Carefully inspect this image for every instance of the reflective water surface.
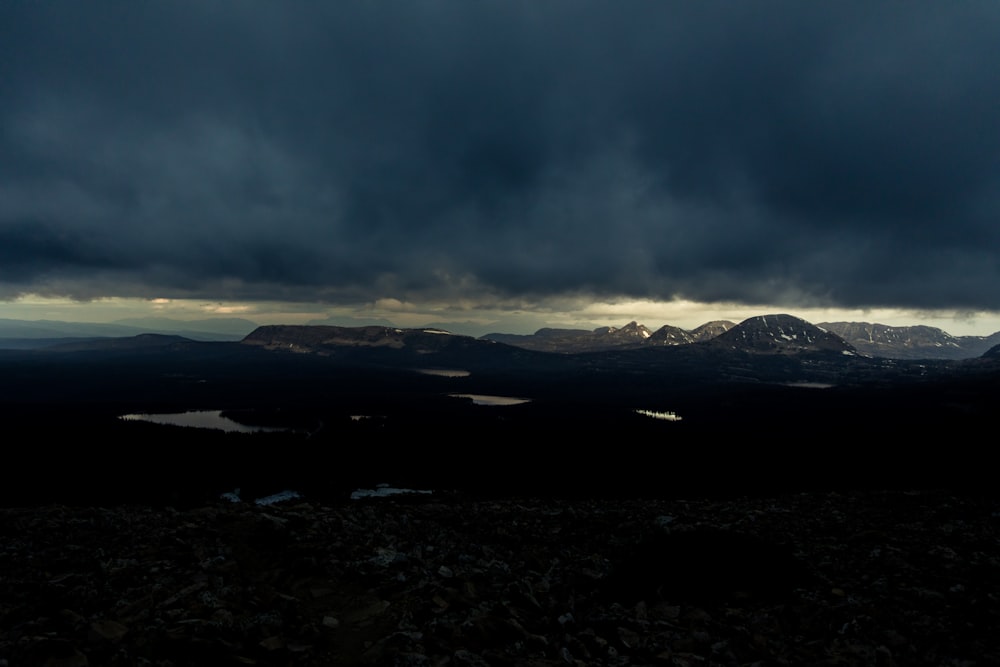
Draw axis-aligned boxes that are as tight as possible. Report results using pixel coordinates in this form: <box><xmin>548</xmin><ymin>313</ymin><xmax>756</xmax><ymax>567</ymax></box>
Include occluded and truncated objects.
<box><xmin>119</xmin><ymin>410</ymin><xmax>288</xmax><ymax>433</ymax></box>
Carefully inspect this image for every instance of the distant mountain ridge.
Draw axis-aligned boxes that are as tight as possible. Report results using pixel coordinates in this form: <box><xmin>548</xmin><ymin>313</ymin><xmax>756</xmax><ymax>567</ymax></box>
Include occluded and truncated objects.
<box><xmin>483</xmin><ymin>316</ymin><xmax>997</xmax><ymax>359</ymax></box>
<box><xmin>41</xmin><ymin>333</ymin><xmax>193</xmax><ymax>353</ymax></box>
<box><xmin>0</xmin><ymin>316</ymin><xmax>256</xmax><ymax>348</ymax></box>
<box><xmin>242</xmin><ymin>324</ymin><xmax>464</xmax><ymax>354</ymax></box>
<box><xmin>241</xmin><ymin>315</ymin><xmax>857</xmax><ymax>363</ymax></box>
<box><xmin>483</xmin><ymin>320</ymin><xmax>734</xmax><ymax>353</ymax></box>
<box><xmin>2</xmin><ymin>314</ymin><xmax>998</xmax><ymax>359</ymax></box>
<box><xmin>240</xmin><ymin>324</ymin><xmax>531</xmax><ymax>363</ymax></box>
<box><xmin>818</xmin><ymin>322</ymin><xmax>1000</xmax><ymax>360</ymax></box>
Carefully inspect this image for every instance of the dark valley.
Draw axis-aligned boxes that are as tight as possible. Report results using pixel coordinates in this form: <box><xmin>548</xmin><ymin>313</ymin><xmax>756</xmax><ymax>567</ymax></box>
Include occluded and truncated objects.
<box><xmin>3</xmin><ymin>314</ymin><xmax>997</xmax><ymax>508</ymax></box>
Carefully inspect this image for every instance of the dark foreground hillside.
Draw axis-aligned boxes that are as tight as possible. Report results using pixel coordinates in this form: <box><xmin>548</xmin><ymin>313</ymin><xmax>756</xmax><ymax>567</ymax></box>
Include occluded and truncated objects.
<box><xmin>3</xmin><ymin>342</ymin><xmax>999</xmax><ymax>665</ymax></box>
<box><xmin>2</xmin><ymin>331</ymin><xmax>997</xmax><ymax>505</ymax></box>
<box><xmin>3</xmin><ymin>381</ymin><xmax>996</xmax><ymax>510</ymax></box>
<box><xmin>2</xmin><ymin>489</ymin><xmax>998</xmax><ymax>666</ymax></box>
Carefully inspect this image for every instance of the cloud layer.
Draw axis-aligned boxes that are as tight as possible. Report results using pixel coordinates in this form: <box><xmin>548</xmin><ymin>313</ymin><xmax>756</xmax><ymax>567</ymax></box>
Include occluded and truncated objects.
<box><xmin>3</xmin><ymin>2</ymin><xmax>999</xmax><ymax>313</ymax></box>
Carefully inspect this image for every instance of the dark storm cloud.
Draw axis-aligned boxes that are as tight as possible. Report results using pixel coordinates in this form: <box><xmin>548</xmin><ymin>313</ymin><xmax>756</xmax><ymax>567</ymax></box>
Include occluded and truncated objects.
<box><xmin>2</xmin><ymin>1</ymin><xmax>999</xmax><ymax>310</ymax></box>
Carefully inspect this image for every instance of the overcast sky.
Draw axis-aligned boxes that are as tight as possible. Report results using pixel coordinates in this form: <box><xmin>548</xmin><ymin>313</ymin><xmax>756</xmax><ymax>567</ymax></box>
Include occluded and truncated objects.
<box><xmin>3</xmin><ymin>2</ymin><xmax>1000</xmax><ymax>335</ymax></box>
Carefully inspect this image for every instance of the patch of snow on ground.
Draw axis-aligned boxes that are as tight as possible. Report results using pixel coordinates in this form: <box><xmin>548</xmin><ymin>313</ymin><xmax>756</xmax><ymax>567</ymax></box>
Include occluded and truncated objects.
<box><xmin>219</xmin><ymin>488</ymin><xmax>302</xmax><ymax>505</ymax></box>
<box><xmin>351</xmin><ymin>484</ymin><xmax>434</xmax><ymax>500</ymax></box>
<box><xmin>220</xmin><ymin>490</ymin><xmax>241</xmax><ymax>503</ymax></box>
<box><xmin>255</xmin><ymin>490</ymin><xmax>302</xmax><ymax>506</ymax></box>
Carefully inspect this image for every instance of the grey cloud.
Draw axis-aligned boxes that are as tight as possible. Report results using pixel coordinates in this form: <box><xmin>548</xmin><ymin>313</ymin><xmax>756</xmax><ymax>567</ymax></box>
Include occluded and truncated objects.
<box><xmin>2</xmin><ymin>1</ymin><xmax>999</xmax><ymax>311</ymax></box>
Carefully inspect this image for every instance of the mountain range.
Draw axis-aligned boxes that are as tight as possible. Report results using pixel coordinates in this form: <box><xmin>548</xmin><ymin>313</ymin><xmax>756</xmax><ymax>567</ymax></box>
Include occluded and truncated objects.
<box><xmin>4</xmin><ymin>313</ymin><xmax>999</xmax><ymax>359</ymax></box>
<box><xmin>225</xmin><ymin>316</ymin><xmax>1000</xmax><ymax>394</ymax></box>
<box><xmin>484</xmin><ymin>316</ymin><xmax>1000</xmax><ymax>359</ymax></box>
<box><xmin>0</xmin><ymin>316</ymin><xmax>256</xmax><ymax>348</ymax></box>
<box><xmin>243</xmin><ymin>315</ymin><xmax>865</xmax><ymax>360</ymax></box>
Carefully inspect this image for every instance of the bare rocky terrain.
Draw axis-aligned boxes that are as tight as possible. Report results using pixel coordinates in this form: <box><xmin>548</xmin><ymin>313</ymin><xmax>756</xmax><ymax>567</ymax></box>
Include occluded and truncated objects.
<box><xmin>3</xmin><ymin>488</ymin><xmax>999</xmax><ymax>666</ymax></box>
<box><xmin>2</xmin><ymin>321</ymin><xmax>998</xmax><ymax>665</ymax></box>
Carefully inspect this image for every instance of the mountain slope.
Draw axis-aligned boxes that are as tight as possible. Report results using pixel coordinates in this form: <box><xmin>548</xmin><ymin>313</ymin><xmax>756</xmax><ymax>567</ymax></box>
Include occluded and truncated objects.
<box><xmin>242</xmin><ymin>324</ymin><xmax>474</xmax><ymax>353</ymax></box>
<box><xmin>482</xmin><ymin>320</ymin><xmax>736</xmax><ymax>353</ymax></box>
<box><xmin>819</xmin><ymin>322</ymin><xmax>1000</xmax><ymax>360</ymax></box>
<box><xmin>481</xmin><ymin>323</ymin><xmax>653</xmax><ymax>353</ymax></box>
<box><xmin>710</xmin><ymin>314</ymin><xmax>856</xmax><ymax>355</ymax></box>
<box><xmin>239</xmin><ymin>324</ymin><xmax>567</xmax><ymax>375</ymax></box>
<box><xmin>0</xmin><ymin>317</ymin><xmax>253</xmax><ymax>347</ymax></box>
<box><xmin>40</xmin><ymin>333</ymin><xmax>194</xmax><ymax>353</ymax></box>
<box><xmin>689</xmin><ymin>320</ymin><xmax>736</xmax><ymax>341</ymax></box>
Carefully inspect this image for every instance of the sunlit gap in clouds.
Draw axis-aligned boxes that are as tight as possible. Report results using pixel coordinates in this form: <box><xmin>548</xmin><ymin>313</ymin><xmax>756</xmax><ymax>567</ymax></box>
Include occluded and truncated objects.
<box><xmin>3</xmin><ymin>294</ymin><xmax>1000</xmax><ymax>337</ymax></box>
<box><xmin>0</xmin><ymin>294</ymin><xmax>325</xmax><ymax>325</ymax></box>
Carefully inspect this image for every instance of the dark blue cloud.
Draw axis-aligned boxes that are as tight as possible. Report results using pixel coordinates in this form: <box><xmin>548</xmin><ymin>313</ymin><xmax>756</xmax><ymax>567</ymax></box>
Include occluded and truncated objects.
<box><xmin>2</xmin><ymin>1</ymin><xmax>999</xmax><ymax>311</ymax></box>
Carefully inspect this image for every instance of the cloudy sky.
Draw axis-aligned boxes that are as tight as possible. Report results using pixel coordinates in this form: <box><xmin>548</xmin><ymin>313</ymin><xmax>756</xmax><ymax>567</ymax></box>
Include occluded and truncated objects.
<box><xmin>3</xmin><ymin>2</ymin><xmax>1000</xmax><ymax>335</ymax></box>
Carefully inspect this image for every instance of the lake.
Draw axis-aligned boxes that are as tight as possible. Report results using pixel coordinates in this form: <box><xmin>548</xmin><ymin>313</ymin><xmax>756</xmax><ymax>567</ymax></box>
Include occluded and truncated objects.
<box><xmin>448</xmin><ymin>394</ymin><xmax>531</xmax><ymax>406</ymax></box>
<box><xmin>119</xmin><ymin>410</ymin><xmax>289</xmax><ymax>433</ymax></box>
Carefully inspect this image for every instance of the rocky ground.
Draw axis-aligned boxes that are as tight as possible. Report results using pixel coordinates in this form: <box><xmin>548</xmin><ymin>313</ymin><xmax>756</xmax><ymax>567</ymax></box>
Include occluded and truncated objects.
<box><xmin>2</xmin><ymin>488</ymin><xmax>999</xmax><ymax>666</ymax></box>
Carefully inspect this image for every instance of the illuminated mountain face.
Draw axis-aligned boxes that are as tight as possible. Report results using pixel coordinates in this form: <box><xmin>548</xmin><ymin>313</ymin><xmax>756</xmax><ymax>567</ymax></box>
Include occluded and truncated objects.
<box><xmin>710</xmin><ymin>314</ymin><xmax>857</xmax><ymax>355</ymax></box>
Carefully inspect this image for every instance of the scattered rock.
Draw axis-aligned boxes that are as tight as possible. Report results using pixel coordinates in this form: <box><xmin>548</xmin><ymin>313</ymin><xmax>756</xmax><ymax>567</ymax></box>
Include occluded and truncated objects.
<box><xmin>1</xmin><ymin>489</ymin><xmax>998</xmax><ymax>665</ymax></box>
<box><xmin>88</xmin><ymin>619</ymin><xmax>128</xmax><ymax>642</ymax></box>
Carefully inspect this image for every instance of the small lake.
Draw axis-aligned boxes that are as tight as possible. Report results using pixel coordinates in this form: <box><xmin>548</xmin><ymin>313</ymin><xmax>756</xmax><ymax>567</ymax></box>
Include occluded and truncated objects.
<box><xmin>449</xmin><ymin>394</ymin><xmax>531</xmax><ymax>406</ymax></box>
<box><xmin>416</xmin><ymin>368</ymin><xmax>471</xmax><ymax>377</ymax></box>
<box><xmin>119</xmin><ymin>410</ymin><xmax>289</xmax><ymax>433</ymax></box>
<box><xmin>635</xmin><ymin>408</ymin><xmax>683</xmax><ymax>421</ymax></box>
